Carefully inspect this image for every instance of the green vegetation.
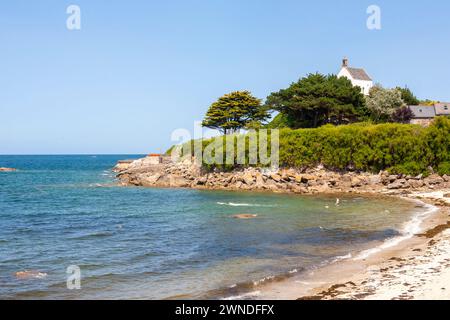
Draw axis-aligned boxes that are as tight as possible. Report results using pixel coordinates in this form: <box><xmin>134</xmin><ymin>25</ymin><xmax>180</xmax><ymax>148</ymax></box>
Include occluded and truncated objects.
<box><xmin>194</xmin><ymin>69</ymin><xmax>447</xmax><ymax>176</ymax></box>
<box><xmin>265</xmin><ymin>113</ymin><xmax>291</xmax><ymax>129</ymax></box>
<box><xmin>420</xmin><ymin>99</ymin><xmax>439</xmax><ymax>106</ymax></box>
<box><xmin>437</xmin><ymin>162</ymin><xmax>450</xmax><ymax>175</ymax></box>
<box><xmin>277</xmin><ymin>119</ymin><xmax>450</xmax><ymax>175</ymax></box>
<box><xmin>397</xmin><ymin>87</ymin><xmax>420</xmax><ymax>106</ymax></box>
<box><xmin>202</xmin><ymin>91</ymin><xmax>269</xmax><ymax>134</ymax></box>
<box><xmin>263</xmin><ymin>75</ymin><xmax>424</xmax><ymax>129</ymax></box>
<box><xmin>365</xmin><ymin>86</ymin><xmax>406</xmax><ymax>122</ymax></box>
<box><xmin>265</xmin><ymin>73</ymin><xmax>366</xmax><ymax>128</ymax></box>
<box><xmin>391</xmin><ymin>106</ymin><xmax>414</xmax><ymax>124</ymax></box>
<box><xmin>165</xmin><ymin>145</ymin><xmax>175</xmax><ymax>156</ymax></box>
<box><xmin>180</xmin><ymin>117</ymin><xmax>450</xmax><ymax>175</ymax></box>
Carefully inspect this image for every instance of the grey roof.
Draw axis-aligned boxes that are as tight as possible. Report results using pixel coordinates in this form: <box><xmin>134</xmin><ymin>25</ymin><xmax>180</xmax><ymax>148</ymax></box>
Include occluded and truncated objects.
<box><xmin>434</xmin><ymin>103</ymin><xmax>450</xmax><ymax>115</ymax></box>
<box><xmin>409</xmin><ymin>105</ymin><xmax>436</xmax><ymax>119</ymax></box>
<box><xmin>345</xmin><ymin>67</ymin><xmax>372</xmax><ymax>81</ymax></box>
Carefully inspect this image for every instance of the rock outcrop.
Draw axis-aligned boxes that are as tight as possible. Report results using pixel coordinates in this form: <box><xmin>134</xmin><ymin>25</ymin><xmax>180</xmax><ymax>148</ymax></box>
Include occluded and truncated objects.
<box><xmin>114</xmin><ymin>156</ymin><xmax>450</xmax><ymax>195</ymax></box>
<box><xmin>112</xmin><ymin>160</ymin><xmax>134</xmax><ymax>173</ymax></box>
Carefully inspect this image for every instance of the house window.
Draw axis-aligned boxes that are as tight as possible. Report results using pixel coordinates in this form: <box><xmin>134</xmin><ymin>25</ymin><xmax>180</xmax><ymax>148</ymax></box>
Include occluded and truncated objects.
<box><xmin>444</xmin><ymin>105</ymin><xmax>449</xmax><ymax>110</ymax></box>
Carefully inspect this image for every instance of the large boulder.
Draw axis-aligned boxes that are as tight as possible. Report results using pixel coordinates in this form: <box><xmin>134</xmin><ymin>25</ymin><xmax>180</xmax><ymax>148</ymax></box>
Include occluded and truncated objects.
<box><xmin>195</xmin><ymin>176</ymin><xmax>208</xmax><ymax>185</ymax></box>
<box><xmin>254</xmin><ymin>174</ymin><xmax>265</xmax><ymax>189</ymax></box>
<box><xmin>351</xmin><ymin>177</ymin><xmax>363</xmax><ymax>188</ymax></box>
<box><xmin>383</xmin><ymin>175</ymin><xmax>399</xmax><ymax>185</ymax></box>
<box><xmin>409</xmin><ymin>179</ymin><xmax>425</xmax><ymax>189</ymax></box>
<box><xmin>300</xmin><ymin>174</ymin><xmax>316</xmax><ymax>183</ymax></box>
<box><xmin>368</xmin><ymin>175</ymin><xmax>381</xmax><ymax>185</ymax></box>
<box><xmin>169</xmin><ymin>176</ymin><xmax>190</xmax><ymax>188</ymax></box>
<box><xmin>141</xmin><ymin>173</ymin><xmax>162</xmax><ymax>186</ymax></box>
<box><xmin>270</xmin><ymin>173</ymin><xmax>282</xmax><ymax>182</ymax></box>
<box><xmin>387</xmin><ymin>179</ymin><xmax>408</xmax><ymax>189</ymax></box>
<box><xmin>292</xmin><ymin>184</ymin><xmax>308</xmax><ymax>194</ymax></box>
<box><xmin>424</xmin><ymin>175</ymin><xmax>445</xmax><ymax>185</ymax></box>
<box><xmin>242</xmin><ymin>173</ymin><xmax>255</xmax><ymax>185</ymax></box>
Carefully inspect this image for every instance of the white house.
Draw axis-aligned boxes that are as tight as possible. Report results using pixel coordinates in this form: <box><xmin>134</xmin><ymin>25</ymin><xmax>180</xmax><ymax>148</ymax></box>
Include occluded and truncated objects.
<box><xmin>337</xmin><ymin>58</ymin><xmax>373</xmax><ymax>95</ymax></box>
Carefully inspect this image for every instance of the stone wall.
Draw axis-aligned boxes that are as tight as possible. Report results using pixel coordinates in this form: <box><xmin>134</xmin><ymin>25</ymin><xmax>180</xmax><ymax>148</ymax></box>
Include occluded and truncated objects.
<box><xmin>410</xmin><ymin>118</ymin><xmax>434</xmax><ymax>126</ymax></box>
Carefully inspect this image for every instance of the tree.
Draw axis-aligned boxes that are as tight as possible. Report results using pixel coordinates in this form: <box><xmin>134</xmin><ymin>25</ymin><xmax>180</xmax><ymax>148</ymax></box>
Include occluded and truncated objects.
<box><xmin>265</xmin><ymin>73</ymin><xmax>366</xmax><ymax>128</ymax></box>
<box><xmin>365</xmin><ymin>86</ymin><xmax>406</xmax><ymax>122</ymax></box>
<box><xmin>396</xmin><ymin>87</ymin><xmax>420</xmax><ymax>105</ymax></box>
<box><xmin>202</xmin><ymin>91</ymin><xmax>269</xmax><ymax>134</ymax></box>
<box><xmin>391</xmin><ymin>106</ymin><xmax>413</xmax><ymax>123</ymax></box>
<box><xmin>265</xmin><ymin>113</ymin><xmax>292</xmax><ymax>129</ymax></box>
<box><xmin>420</xmin><ymin>99</ymin><xmax>439</xmax><ymax>106</ymax></box>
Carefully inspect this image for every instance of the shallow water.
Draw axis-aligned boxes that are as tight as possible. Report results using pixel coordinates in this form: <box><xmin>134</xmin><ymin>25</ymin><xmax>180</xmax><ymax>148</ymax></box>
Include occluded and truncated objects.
<box><xmin>0</xmin><ymin>155</ymin><xmax>421</xmax><ymax>299</ymax></box>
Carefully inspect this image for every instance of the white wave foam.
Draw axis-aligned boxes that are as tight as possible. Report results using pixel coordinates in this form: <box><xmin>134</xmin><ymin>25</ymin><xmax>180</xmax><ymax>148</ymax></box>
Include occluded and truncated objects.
<box><xmin>222</xmin><ymin>291</ymin><xmax>261</xmax><ymax>300</ymax></box>
<box><xmin>216</xmin><ymin>202</ymin><xmax>274</xmax><ymax>207</ymax></box>
<box><xmin>89</xmin><ymin>183</ymin><xmax>104</xmax><ymax>188</ymax></box>
<box><xmin>253</xmin><ymin>275</ymin><xmax>275</xmax><ymax>286</ymax></box>
<box><xmin>331</xmin><ymin>253</ymin><xmax>352</xmax><ymax>263</ymax></box>
<box><xmin>353</xmin><ymin>199</ymin><xmax>438</xmax><ymax>261</ymax></box>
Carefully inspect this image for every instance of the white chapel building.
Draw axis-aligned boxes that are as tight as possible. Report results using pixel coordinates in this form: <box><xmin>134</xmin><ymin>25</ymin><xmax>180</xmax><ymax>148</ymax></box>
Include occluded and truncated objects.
<box><xmin>337</xmin><ymin>58</ymin><xmax>373</xmax><ymax>95</ymax></box>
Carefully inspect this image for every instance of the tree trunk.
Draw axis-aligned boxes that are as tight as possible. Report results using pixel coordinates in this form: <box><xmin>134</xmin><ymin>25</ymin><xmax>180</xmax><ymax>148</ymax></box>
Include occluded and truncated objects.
<box><xmin>313</xmin><ymin>112</ymin><xmax>318</xmax><ymax>128</ymax></box>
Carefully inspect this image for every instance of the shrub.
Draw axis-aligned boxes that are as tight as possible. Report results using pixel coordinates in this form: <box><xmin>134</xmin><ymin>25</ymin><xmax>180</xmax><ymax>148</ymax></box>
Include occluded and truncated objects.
<box><xmin>388</xmin><ymin>162</ymin><xmax>428</xmax><ymax>176</ymax></box>
<box><xmin>391</xmin><ymin>106</ymin><xmax>413</xmax><ymax>123</ymax></box>
<box><xmin>437</xmin><ymin>162</ymin><xmax>450</xmax><ymax>176</ymax></box>
<box><xmin>172</xmin><ymin>117</ymin><xmax>450</xmax><ymax>175</ymax></box>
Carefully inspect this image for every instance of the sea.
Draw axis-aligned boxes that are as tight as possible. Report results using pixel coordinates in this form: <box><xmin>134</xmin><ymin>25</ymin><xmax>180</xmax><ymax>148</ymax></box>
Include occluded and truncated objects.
<box><xmin>0</xmin><ymin>155</ymin><xmax>430</xmax><ymax>299</ymax></box>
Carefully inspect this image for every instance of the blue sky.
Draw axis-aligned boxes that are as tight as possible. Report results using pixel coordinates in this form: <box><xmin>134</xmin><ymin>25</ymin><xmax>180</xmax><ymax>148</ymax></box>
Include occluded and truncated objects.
<box><xmin>1</xmin><ymin>0</ymin><xmax>449</xmax><ymax>154</ymax></box>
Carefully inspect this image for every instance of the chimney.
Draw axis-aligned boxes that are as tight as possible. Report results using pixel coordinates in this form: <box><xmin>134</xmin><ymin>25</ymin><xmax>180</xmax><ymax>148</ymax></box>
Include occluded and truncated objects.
<box><xmin>342</xmin><ymin>57</ymin><xmax>348</xmax><ymax>67</ymax></box>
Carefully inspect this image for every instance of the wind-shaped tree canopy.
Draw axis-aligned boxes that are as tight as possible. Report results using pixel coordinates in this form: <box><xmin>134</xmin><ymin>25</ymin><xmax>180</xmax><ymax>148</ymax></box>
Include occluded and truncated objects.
<box><xmin>265</xmin><ymin>73</ymin><xmax>366</xmax><ymax>128</ymax></box>
<box><xmin>202</xmin><ymin>91</ymin><xmax>269</xmax><ymax>134</ymax></box>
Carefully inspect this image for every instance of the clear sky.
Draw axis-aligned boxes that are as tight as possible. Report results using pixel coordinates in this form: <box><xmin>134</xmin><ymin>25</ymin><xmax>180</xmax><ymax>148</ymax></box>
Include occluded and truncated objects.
<box><xmin>1</xmin><ymin>0</ymin><xmax>449</xmax><ymax>154</ymax></box>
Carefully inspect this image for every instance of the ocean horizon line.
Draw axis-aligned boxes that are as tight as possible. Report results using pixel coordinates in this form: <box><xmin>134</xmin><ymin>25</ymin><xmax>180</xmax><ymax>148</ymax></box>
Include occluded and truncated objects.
<box><xmin>0</xmin><ymin>153</ymin><xmax>147</xmax><ymax>156</ymax></box>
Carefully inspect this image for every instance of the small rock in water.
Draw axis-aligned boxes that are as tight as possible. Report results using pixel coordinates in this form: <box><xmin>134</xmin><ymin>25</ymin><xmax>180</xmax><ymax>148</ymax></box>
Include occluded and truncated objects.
<box><xmin>232</xmin><ymin>214</ymin><xmax>258</xmax><ymax>219</ymax></box>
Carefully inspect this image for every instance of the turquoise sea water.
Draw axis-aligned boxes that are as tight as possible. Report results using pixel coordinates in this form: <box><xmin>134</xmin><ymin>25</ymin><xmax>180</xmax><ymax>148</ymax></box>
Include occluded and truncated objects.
<box><xmin>0</xmin><ymin>155</ymin><xmax>421</xmax><ymax>299</ymax></box>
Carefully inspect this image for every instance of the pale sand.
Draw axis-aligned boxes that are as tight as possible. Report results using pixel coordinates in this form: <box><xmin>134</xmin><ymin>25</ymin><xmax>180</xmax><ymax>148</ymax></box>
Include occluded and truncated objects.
<box><xmin>257</xmin><ymin>189</ymin><xmax>450</xmax><ymax>300</ymax></box>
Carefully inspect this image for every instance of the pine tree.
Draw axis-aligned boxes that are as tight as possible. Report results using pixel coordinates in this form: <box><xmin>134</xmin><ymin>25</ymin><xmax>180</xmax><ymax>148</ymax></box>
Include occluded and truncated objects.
<box><xmin>265</xmin><ymin>73</ymin><xmax>366</xmax><ymax>128</ymax></box>
<box><xmin>202</xmin><ymin>91</ymin><xmax>269</xmax><ymax>134</ymax></box>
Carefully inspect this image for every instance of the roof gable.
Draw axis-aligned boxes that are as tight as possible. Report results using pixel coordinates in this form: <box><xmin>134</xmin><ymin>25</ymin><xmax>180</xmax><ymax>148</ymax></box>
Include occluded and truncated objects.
<box><xmin>344</xmin><ymin>67</ymin><xmax>372</xmax><ymax>81</ymax></box>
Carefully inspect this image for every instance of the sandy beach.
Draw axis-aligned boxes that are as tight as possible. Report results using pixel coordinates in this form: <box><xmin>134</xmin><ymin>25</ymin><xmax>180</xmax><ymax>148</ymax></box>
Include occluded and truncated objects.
<box><xmin>257</xmin><ymin>190</ymin><xmax>450</xmax><ymax>300</ymax></box>
<box><xmin>114</xmin><ymin>154</ymin><xmax>450</xmax><ymax>300</ymax></box>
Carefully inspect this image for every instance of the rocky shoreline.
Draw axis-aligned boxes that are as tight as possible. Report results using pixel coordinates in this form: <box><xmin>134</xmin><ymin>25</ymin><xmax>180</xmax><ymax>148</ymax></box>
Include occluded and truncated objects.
<box><xmin>114</xmin><ymin>156</ymin><xmax>450</xmax><ymax>200</ymax></box>
<box><xmin>114</xmin><ymin>155</ymin><xmax>450</xmax><ymax>300</ymax></box>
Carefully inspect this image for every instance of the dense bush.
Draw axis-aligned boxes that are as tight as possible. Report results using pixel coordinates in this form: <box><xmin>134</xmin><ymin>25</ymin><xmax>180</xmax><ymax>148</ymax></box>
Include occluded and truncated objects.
<box><xmin>173</xmin><ymin>117</ymin><xmax>450</xmax><ymax>175</ymax></box>
<box><xmin>437</xmin><ymin>162</ymin><xmax>450</xmax><ymax>175</ymax></box>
